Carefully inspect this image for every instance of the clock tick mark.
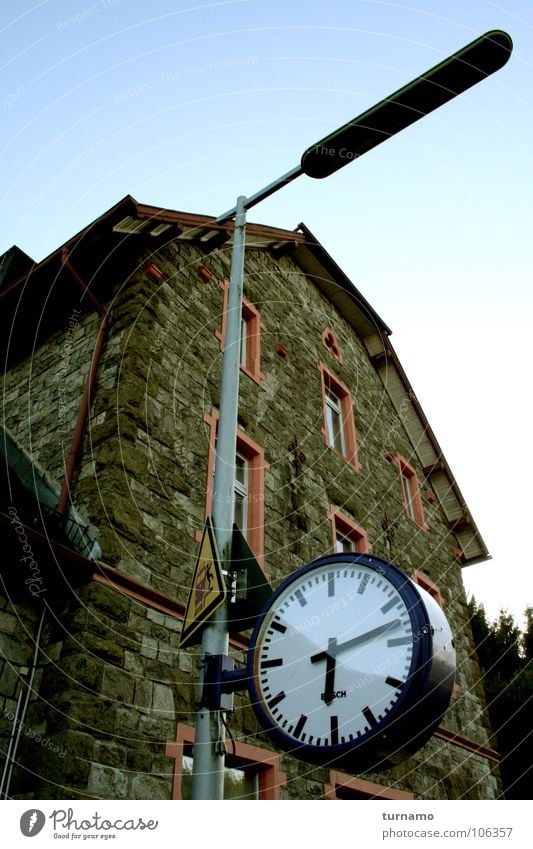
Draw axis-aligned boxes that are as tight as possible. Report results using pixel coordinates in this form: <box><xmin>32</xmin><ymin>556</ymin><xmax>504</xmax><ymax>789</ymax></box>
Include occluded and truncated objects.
<box><xmin>386</xmin><ymin>676</ymin><xmax>404</xmax><ymax>690</ymax></box>
<box><xmin>363</xmin><ymin>706</ymin><xmax>378</xmax><ymax>727</ymax></box>
<box><xmin>381</xmin><ymin>596</ymin><xmax>400</xmax><ymax>614</ymax></box>
<box><xmin>267</xmin><ymin>690</ymin><xmax>286</xmax><ymax>709</ymax></box>
<box><xmin>388</xmin><ymin>636</ymin><xmax>412</xmax><ymax>647</ymax></box>
<box><xmin>261</xmin><ymin>658</ymin><xmax>283</xmax><ymax>669</ymax></box>
<box><xmin>294</xmin><ymin>714</ymin><xmax>308</xmax><ymax>739</ymax></box>
<box><xmin>295</xmin><ymin>589</ymin><xmax>307</xmax><ymax>607</ymax></box>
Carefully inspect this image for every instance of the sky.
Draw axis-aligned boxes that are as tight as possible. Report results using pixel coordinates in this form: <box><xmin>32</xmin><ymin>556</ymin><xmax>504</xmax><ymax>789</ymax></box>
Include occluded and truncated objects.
<box><xmin>1</xmin><ymin>0</ymin><xmax>532</xmax><ymax>629</ymax></box>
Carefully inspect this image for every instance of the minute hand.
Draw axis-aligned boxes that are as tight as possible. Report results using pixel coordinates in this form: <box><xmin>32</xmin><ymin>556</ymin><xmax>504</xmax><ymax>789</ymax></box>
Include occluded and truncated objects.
<box><xmin>330</xmin><ymin>619</ymin><xmax>402</xmax><ymax>657</ymax></box>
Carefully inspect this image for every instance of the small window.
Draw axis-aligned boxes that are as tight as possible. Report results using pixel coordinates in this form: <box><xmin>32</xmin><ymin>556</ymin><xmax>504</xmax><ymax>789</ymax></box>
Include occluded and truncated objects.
<box><xmin>181</xmin><ymin>754</ymin><xmax>259</xmax><ymax>800</ymax></box>
<box><xmin>329</xmin><ymin>508</ymin><xmax>369</xmax><ymax>554</ymax></box>
<box><xmin>166</xmin><ymin>724</ymin><xmax>287</xmax><ymax>800</ymax></box>
<box><xmin>203</xmin><ymin>409</ymin><xmax>268</xmax><ymax>568</ymax></box>
<box><xmin>216</xmin><ymin>281</ymin><xmax>265</xmax><ymax>383</ymax></box>
<box><xmin>234</xmin><ymin>452</ymin><xmax>249</xmax><ymax>531</ymax></box>
<box><xmin>240</xmin><ymin>314</ymin><xmax>248</xmax><ymax>367</ymax></box>
<box><xmin>319</xmin><ymin>365</ymin><xmax>361</xmax><ymax>471</ymax></box>
<box><xmin>396</xmin><ymin>456</ymin><xmax>427</xmax><ymax>529</ymax></box>
<box><xmin>325</xmin><ymin>386</ymin><xmax>346</xmax><ymax>456</ymax></box>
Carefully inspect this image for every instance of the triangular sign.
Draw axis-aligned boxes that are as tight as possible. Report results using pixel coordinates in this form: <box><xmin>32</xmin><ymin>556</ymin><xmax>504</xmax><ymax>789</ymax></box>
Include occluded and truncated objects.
<box><xmin>180</xmin><ymin>517</ymin><xmax>226</xmax><ymax>649</ymax></box>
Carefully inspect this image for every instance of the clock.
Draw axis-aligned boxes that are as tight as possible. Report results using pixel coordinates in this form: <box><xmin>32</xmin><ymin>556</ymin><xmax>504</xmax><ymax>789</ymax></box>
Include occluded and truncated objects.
<box><xmin>247</xmin><ymin>552</ymin><xmax>455</xmax><ymax>772</ymax></box>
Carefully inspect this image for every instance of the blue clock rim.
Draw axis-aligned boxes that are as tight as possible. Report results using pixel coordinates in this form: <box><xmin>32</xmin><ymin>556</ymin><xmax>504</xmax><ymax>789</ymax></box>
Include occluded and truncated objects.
<box><xmin>247</xmin><ymin>552</ymin><xmax>434</xmax><ymax>764</ymax></box>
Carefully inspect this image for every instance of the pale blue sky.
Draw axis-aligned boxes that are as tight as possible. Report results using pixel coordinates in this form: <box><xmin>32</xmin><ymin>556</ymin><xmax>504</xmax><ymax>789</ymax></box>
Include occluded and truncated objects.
<box><xmin>1</xmin><ymin>0</ymin><xmax>532</xmax><ymax>626</ymax></box>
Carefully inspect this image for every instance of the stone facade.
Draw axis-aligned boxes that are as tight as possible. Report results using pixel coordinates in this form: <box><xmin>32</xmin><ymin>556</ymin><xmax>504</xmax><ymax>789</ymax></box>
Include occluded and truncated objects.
<box><xmin>0</xmin><ymin>199</ymin><xmax>500</xmax><ymax>799</ymax></box>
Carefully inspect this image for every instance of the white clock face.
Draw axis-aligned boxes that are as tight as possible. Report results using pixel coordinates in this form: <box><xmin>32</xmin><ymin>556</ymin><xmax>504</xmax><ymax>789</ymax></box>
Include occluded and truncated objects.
<box><xmin>252</xmin><ymin>561</ymin><xmax>416</xmax><ymax>749</ymax></box>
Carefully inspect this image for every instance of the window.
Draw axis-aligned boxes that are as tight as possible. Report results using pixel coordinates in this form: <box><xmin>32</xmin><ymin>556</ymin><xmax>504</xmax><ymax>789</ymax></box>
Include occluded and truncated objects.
<box><xmin>324</xmin><ymin>771</ymin><xmax>414</xmax><ymax>800</ymax></box>
<box><xmin>233</xmin><ymin>452</ymin><xmax>248</xmax><ymax>531</ymax></box>
<box><xmin>396</xmin><ymin>456</ymin><xmax>427</xmax><ymax>529</ymax></box>
<box><xmin>165</xmin><ymin>724</ymin><xmax>287</xmax><ymax>800</ymax></box>
<box><xmin>325</xmin><ymin>386</ymin><xmax>345</xmax><ymax>455</ymax></box>
<box><xmin>329</xmin><ymin>508</ymin><xmax>369</xmax><ymax>554</ymax></box>
<box><xmin>216</xmin><ymin>280</ymin><xmax>265</xmax><ymax>383</ymax></box>
<box><xmin>203</xmin><ymin>409</ymin><xmax>268</xmax><ymax>568</ymax></box>
<box><xmin>318</xmin><ymin>364</ymin><xmax>361</xmax><ymax>471</ymax></box>
<box><xmin>181</xmin><ymin>754</ymin><xmax>259</xmax><ymax>800</ymax></box>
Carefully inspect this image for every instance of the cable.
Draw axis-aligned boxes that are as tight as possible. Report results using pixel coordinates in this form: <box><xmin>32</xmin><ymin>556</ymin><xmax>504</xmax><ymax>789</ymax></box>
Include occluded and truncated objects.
<box><xmin>1</xmin><ymin>604</ymin><xmax>46</xmax><ymax>799</ymax></box>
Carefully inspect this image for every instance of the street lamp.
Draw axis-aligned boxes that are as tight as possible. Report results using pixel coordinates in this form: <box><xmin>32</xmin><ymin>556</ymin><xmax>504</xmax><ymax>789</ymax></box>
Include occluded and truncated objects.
<box><xmin>191</xmin><ymin>29</ymin><xmax>512</xmax><ymax>801</ymax></box>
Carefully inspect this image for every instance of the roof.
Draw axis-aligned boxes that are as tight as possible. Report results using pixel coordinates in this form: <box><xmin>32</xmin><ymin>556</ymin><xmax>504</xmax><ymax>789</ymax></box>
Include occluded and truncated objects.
<box><xmin>0</xmin><ymin>195</ymin><xmax>488</xmax><ymax>565</ymax></box>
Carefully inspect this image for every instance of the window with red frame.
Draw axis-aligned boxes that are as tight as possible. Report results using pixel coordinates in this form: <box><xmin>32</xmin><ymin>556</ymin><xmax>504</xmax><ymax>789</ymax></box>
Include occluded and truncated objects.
<box><xmin>329</xmin><ymin>508</ymin><xmax>369</xmax><ymax>554</ymax></box>
<box><xmin>396</xmin><ymin>456</ymin><xmax>426</xmax><ymax>529</ymax></box>
<box><xmin>318</xmin><ymin>365</ymin><xmax>361</xmax><ymax>471</ymax></box>
<box><xmin>324</xmin><ymin>770</ymin><xmax>414</xmax><ymax>800</ymax></box>
<box><xmin>216</xmin><ymin>281</ymin><xmax>265</xmax><ymax>383</ymax></box>
<box><xmin>203</xmin><ymin>409</ymin><xmax>268</xmax><ymax>568</ymax></box>
<box><xmin>165</xmin><ymin>724</ymin><xmax>287</xmax><ymax>800</ymax></box>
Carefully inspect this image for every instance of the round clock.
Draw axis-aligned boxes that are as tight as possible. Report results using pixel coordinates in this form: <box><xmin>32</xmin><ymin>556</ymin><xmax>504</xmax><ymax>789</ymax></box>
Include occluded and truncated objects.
<box><xmin>247</xmin><ymin>552</ymin><xmax>455</xmax><ymax>772</ymax></box>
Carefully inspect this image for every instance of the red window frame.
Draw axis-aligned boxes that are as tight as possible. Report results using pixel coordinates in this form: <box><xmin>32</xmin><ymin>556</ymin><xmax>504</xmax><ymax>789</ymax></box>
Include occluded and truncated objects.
<box><xmin>318</xmin><ymin>364</ymin><xmax>361</xmax><ymax>471</ymax></box>
<box><xmin>412</xmin><ymin>569</ymin><xmax>444</xmax><ymax>609</ymax></box>
<box><xmin>165</xmin><ymin>724</ymin><xmax>287</xmax><ymax>800</ymax></box>
<box><xmin>203</xmin><ymin>408</ymin><xmax>268</xmax><ymax>569</ymax></box>
<box><xmin>216</xmin><ymin>279</ymin><xmax>266</xmax><ymax>383</ymax></box>
<box><xmin>396</xmin><ymin>455</ymin><xmax>427</xmax><ymax>529</ymax></box>
<box><xmin>324</xmin><ymin>770</ymin><xmax>414</xmax><ymax>799</ymax></box>
<box><xmin>328</xmin><ymin>507</ymin><xmax>369</xmax><ymax>554</ymax></box>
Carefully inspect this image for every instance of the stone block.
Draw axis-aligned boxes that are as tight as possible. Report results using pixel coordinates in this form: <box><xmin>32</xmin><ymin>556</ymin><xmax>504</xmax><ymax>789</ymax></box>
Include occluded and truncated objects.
<box><xmin>101</xmin><ymin>666</ymin><xmax>135</xmax><ymax>705</ymax></box>
<box><xmin>131</xmin><ymin>773</ymin><xmax>171</xmax><ymax>800</ymax></box>
<box><xmin>152</xmin><ymin>683</ymin><xmax>174</xmax><ymax>716</ymax></box>
<box><xmin>88</xmin><ymin>763</ymin><xmax>129</xmax><ymax>799</ymax></box>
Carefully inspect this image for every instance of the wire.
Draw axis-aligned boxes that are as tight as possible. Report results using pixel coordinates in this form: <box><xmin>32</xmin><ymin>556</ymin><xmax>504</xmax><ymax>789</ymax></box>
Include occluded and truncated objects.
<box><xmin>221</xmin><ymin>711</ymin><xmax>236</xmax><ymax>759</ymax></box>
<box><xmin>1</xmin><ymin>604</ymin><xmax>46</xmax><ymax>799</ymax></box>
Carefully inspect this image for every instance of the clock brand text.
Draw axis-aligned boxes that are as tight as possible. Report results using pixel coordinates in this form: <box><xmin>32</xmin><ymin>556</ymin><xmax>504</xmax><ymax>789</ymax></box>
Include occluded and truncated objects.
<box><xmin>321</xmin><ymin>690</ymin><xmax>347</xmax><ymax>701</ymax></box>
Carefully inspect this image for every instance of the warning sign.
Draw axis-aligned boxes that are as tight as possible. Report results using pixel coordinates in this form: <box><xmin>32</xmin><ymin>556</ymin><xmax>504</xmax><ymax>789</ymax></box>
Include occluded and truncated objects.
<box><xmin>180</xmin><ymin>517</ymin><xmax>226</xmax><ymax>649</ymax></box>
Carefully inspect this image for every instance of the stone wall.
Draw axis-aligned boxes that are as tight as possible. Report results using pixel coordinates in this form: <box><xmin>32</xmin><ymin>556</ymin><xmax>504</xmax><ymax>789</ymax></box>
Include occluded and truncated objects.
<box><xmin>0</xmin><ymin>232</ymin><xmax>500</xmax><ymax>799</ymax></box>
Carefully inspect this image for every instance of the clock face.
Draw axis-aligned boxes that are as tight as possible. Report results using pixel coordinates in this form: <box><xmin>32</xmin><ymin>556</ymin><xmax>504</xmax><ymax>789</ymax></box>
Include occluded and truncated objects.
<box><xmin>248</xmin><ymin>553</ymin><xmax>454</xmax><ymax>770</ymax></box>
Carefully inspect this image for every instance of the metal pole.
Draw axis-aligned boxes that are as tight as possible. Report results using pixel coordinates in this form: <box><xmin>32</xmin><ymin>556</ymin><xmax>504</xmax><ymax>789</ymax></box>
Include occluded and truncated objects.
<box><xmin>216</xmin><ymin>165</ymin><xmax>302</xmax><ymax>225</ymax></box>
<box><xmin>191</xmin><ymin>195</ymin><xmax>247</xmax><ymax>800</ymax></box>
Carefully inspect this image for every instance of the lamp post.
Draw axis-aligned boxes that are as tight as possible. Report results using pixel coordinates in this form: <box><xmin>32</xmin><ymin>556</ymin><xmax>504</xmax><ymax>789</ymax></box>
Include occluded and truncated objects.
<box><xmin>190</xmin><ymin>30</ymin><xmax>512</xmax><ymax>800</ymax></box>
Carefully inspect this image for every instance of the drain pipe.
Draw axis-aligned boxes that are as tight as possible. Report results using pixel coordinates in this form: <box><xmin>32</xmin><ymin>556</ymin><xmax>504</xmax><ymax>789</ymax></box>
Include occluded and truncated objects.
<box><xmin>57</xmin><ymin>249</ymin><xmax>108</xmax><ymax>518</ymax></box>
<box><xmin>0</xmin><ymin>605</ymin><xmax>46</xmax><ymax>799</ymax></box>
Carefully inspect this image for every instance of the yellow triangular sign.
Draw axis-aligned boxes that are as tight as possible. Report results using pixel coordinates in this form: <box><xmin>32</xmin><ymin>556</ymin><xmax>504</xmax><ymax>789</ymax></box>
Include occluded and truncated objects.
<box><xmin>180</xmin><ymin>517</ymin><xmax>226</xmax><ymax>649</ymax></box>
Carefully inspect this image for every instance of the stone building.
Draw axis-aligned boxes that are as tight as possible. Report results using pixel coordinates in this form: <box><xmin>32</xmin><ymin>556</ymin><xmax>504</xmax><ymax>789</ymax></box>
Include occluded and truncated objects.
<box><xmin>0</xmin><ymin>195</ymin><xmax>500</xmax><ymax>800</ymax></box>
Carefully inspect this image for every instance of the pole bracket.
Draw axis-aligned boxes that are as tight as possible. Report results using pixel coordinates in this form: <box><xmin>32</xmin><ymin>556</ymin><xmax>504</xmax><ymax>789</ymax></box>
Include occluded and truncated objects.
<box><xmin>201</xmin><ymin>654</ymin><xmax>251</xmax><ymax>711</ymax></box>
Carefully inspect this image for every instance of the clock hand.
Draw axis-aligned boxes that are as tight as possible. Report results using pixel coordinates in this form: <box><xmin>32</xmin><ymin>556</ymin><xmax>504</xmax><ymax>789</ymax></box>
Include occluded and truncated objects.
<box><xmin>311</xmin><ymin>637</ymin><xmax>337</xmax><ymax>705</ymax></box>
<box><xmin>331</xmin><ymin>619</ymin><xmax>403</xmax><ymax>656</ymax></box>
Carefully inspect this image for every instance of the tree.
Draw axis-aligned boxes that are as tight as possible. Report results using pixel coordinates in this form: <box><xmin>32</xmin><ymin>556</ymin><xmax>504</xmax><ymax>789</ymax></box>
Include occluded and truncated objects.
<box><xmin>468</xmin><ymin>598</ymin><xmax>533</xmax><ymax>800</ymax></box>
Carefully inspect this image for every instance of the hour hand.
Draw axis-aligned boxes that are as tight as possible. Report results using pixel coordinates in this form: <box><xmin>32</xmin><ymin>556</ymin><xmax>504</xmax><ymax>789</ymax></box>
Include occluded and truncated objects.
<box><xmin>311</xmin><ymin>637</ymin><xmax>337</xmax><ymax>705</ymax></box>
